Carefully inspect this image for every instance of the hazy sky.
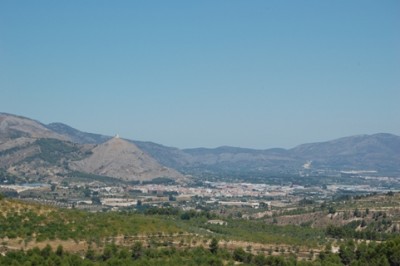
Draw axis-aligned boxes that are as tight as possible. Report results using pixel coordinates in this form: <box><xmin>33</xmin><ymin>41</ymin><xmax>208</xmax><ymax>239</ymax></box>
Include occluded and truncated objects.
<box><xmin>1</xmin><ymin>1</ymin><xmax>399</xmax><ymax>149</ymax></box>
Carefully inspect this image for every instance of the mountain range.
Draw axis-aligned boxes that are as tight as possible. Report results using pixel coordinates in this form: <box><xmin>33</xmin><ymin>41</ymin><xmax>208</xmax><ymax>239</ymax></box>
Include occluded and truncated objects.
<box><xmin>1</xmin><ymin>112</ymin><xmax>399</xmax><ymax>184</ymax></box>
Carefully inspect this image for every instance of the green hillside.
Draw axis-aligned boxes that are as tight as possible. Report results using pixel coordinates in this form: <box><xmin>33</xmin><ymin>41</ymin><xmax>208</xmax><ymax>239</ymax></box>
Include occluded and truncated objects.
<box><xmin>1</xmin><ymin>193</ymin><xmax>400</xmax><ymax>265</ymax></box>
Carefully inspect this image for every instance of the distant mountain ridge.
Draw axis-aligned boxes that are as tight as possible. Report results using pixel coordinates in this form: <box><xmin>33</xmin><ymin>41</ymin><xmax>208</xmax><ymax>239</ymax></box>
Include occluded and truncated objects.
<box><xmin>1</xmin><ymin>112</ymin><xmax>400</xmax><ymax>180</ymax></box>
<box><xmin>290</xmin><ymin>133</ymin><xmax>400</xmax><ymax>171</ymax></box>
<box><xmin>0</xmin><ymin>113</ymin><xmax>186</xmax><ymax>183</ymax></box>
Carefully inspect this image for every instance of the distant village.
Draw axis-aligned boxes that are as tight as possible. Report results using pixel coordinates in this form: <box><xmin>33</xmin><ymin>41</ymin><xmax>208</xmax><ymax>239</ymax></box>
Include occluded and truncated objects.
<box><xmin>1</xmin><ymin>171</ymin><xmax>398</xmax><ymax>216</ymax></box>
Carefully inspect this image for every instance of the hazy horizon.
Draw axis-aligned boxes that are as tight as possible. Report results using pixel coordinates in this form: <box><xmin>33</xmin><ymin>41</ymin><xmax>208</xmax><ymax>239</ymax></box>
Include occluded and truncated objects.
<box><xmin>1</xmin><ymin>1</ymin><xmax>399</xmax><ymax>149</ymax></box>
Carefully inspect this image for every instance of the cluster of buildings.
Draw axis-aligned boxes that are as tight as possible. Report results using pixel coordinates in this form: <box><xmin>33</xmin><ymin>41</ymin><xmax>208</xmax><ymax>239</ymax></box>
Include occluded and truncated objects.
<box><xmin>1</xmin><ymin>176</ymin><xmax>399</xmax><ymax>212</ymax></box>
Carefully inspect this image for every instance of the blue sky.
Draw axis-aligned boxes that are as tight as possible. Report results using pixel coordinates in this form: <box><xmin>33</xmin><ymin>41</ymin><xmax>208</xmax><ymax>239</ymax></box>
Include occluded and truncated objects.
<box><xmin>1</xmin><ymin>1</ymin><xmax>399</xmax><ymax>148</ymax></box>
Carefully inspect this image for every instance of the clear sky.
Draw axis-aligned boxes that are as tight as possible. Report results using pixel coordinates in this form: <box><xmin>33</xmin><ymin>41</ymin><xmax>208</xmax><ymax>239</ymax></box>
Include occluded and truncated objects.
<box><xmin>1</xmin><ymin>1</ymin><xmax>399</xmax><ymax>149</ymax></box>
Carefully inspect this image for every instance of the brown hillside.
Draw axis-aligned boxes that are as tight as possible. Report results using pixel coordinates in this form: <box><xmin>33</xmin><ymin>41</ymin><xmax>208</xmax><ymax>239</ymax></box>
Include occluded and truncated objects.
<box><xmin>70</xmin><ymin>136</ymin><xmax>186</xmax><ymax>182</ymax></box>
<box><xmin>0</xmin><ymin>113</ymin><xmax>67</xmax><ymax>141</ymax></box>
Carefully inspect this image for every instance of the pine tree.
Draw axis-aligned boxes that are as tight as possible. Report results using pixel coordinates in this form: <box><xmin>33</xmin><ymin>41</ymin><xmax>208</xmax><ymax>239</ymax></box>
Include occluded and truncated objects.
<box><xmin>209</xmin><ymin>238</ymin><xmax>219</xmax><ymax>254</ymax></box>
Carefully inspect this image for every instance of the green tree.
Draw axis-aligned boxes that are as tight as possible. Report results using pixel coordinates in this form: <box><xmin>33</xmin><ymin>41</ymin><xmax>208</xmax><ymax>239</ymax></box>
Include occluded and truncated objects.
<box><xmin>180</xmin><ymin>212</ymin><xmax>191</xmax><ymax>220</ymax></box>
<box><xmin>361</xmin><ymin>220</ymin><xmax>367</xmax><ymax>227</ymax></box>
<box><xmin>209</xmin><ymin>238</ymin><xmax>219</xmax><ymax>254</ymax></box>
<box><xmin>339</xmin><ymin>243</ymin><xmax>355</xmax><ymax>265</ymax></box>
<box><xmin>91</xmin><ymin>196</ymin><xmax>101</xmax><ymax>205</ymax></box>
<box><xmin>102</xmin><ymin>243</ymin><xmax>117</xmax><ymax>261</ymax></box>
<box><xmin>132</xmin><ymin>241</ymin><xmax>143</xmax><ymax>260</ymax></box>
<box><xmin>389</xmin><ymin>243</ymin><xmax>400</xmax><ymax>266</ymax></box>
<box><xmin>55</xmin><ymin>245</ymin><xmax>64</xmax><ymax>257</ymax></box>
<box><xmin>259</xmin><ymin>202</ymin><xmax>269</xmax><ymax>209</ymax></box>
<box><xmin>41</xmin><ymin>244</ymin><xmax>52</xmax><ymax>257</ymax></box>
<box><xmin>233</xmin><ymin>247</ymin><xmax>247</xmax><ymax>262</ymax></box>
<box><xmin>253</xmin><ymin>254</ymin><xmax>267</xmax><ymax>266</ymax></box>
<box><xmin>85</xmin><ymin>246</ymin><xmax>96</xmax><ymax>260</ymax></box>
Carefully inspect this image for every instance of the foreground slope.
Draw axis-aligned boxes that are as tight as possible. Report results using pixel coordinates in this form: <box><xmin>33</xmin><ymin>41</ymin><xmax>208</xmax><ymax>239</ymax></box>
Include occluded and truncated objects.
<box><xmin>1</xmin><ymin>193</ymin><xmax>400</xmax><ymax>265</ymax></box>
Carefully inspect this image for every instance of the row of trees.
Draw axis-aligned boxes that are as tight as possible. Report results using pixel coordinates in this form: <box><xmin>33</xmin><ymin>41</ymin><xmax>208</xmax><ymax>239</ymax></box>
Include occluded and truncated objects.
<box><xmin>325</xmin><ymin>221</ymin><xmax>393</xmax><ymax>241</ymax></box>
<box><xmin>2</xmin><ymin>237</ymin><xmax>400</xmax><ymax>265</ymax></box>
